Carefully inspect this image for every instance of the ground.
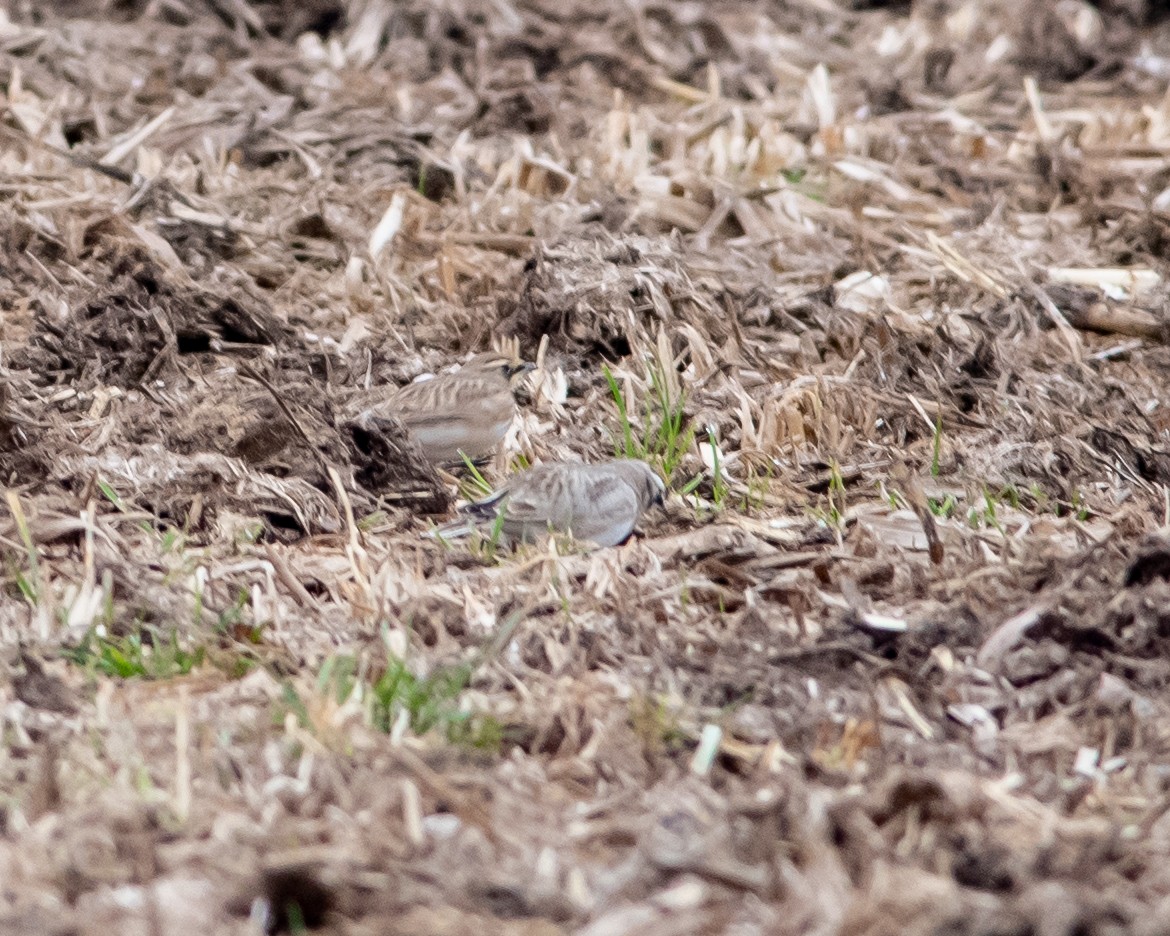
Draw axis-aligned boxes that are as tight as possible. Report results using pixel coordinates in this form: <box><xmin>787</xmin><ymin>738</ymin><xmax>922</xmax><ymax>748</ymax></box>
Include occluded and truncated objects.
<box><xmin>4</xmin><ymin>0</ymin><xmax>1170</xmax><ymax>933</ymax></box>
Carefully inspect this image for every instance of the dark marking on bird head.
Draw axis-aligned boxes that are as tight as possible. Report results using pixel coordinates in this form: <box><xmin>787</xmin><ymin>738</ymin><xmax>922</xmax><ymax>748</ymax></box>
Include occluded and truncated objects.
<box><xmin>617</xmin><ymin>459</ymin><xmax>666</xmax><ymax>511</ymax></box>
<box><xmin>464</xmin><ymin>351</ymin><xmax>534</xmax><ymax>383</ymax></box>
<box><xmin>648</xmin><ymin>472</ymin><xmax>666</xmax><ymax>508</ymax></box>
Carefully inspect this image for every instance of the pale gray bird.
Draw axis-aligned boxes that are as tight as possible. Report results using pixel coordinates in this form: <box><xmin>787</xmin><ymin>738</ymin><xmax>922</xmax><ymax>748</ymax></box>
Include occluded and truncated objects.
<box><xmin>435</xmin><ymin>459</ymin><xmax>666</xmax><ymax>547</ymax></box>
<box><xmin>351</xmin><ymin>351</ymin><xmax>534</xmax><ymax>464</ymax></box>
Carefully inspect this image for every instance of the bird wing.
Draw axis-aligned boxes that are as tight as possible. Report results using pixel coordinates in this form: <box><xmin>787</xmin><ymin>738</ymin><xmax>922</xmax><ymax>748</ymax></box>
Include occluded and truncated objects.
<box><xmin>382</xmin><ymin>377</ymin><xmax>514</xmax><ymax>461</ymax></box>
<box><xmin>493</xmin><ymin>465</ymin><xmax>640</xmax><ymax>545</ymax></box>
<box><xmin>494</xmin><ymin>471</ymin><xmax>568</xmax><ymax>529</ymax></box>
<box><xmin>566</xmin><ymin>471</ymin><xmax>641</xmax><ymax>546</ymax></box>
<box><xmin>391</xmin><ymin>376</ymin><xmax>508</xmax><ymax>415</ymax></box>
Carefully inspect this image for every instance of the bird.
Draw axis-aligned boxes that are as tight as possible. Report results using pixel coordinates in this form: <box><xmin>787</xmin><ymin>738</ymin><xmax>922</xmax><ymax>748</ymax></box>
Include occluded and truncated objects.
<box><xmin>349</xmin><ymin>351</ymin><xmax>534</xmax><ymax>465</ymax></box>
<box><xmin>433</xmin><ymin>459</ymin><xmax>666</xmax><ymax>547</ymax></box>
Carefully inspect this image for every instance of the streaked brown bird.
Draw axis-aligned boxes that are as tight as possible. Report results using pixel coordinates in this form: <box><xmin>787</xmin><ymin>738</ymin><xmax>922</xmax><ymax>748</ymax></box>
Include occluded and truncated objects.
<box><xmin>434</xmin><ymin>458</ymin><xmax>666</xmax><ymax>547</ymax></box>
<box><xmin>352</xmin><ymin>351</ymin><xmax>534</xmax><ymax>464</ymax></box>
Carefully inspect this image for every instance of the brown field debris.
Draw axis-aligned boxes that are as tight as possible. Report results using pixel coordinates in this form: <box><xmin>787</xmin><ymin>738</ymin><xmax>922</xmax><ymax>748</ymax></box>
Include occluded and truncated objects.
<box><xmin>6</xmin><ymin>0</ymin><xmax>1170</xmax><ymax>933</ymax></box>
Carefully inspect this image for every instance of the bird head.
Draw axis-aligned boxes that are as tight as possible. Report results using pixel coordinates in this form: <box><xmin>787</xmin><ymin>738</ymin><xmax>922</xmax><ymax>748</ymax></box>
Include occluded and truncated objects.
<box><xmin>613</xmin><ymin>459</ymin><xmax>667</xmax><ymax>511</ymax></box>
<box><xmin>648</xmin><ymin>470</ymin><xmax>667</xmax><ymax>508</ymax></box>
<box><xmin>463</xmin><ymin>351</ymin><xmax>535</xmax><ymax>383</ymax></box>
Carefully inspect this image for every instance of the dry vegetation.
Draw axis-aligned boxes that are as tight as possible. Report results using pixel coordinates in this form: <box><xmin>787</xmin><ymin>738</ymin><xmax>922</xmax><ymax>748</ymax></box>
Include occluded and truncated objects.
<box><xmin>6</xmin><ymin>0</ymin><xmax>1170</xmax><ymax>932</ymax></box>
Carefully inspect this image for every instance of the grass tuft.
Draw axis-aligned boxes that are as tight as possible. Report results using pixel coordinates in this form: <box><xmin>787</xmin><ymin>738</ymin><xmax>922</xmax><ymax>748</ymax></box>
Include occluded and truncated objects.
<box><xmin>317</xmin><ymin>652</ymin><xmax>502</xmax><ymax>750</ymax></box>
<box><xmin>707</xmin><ymin>429</ymin><xmax>730</xmax><ymax>508</ymax></box>
<box><xmin>603</xmin><ymin>358</ymin><xmax>695</xmax><ymax>485</ymax></box>
<box><xmin>458</xmin><ymin>452</ymin><xmax>495</xmax><ymax>500</ymax></box>
<box><xmin>4</xmin><ymin>491</ymin><xmax>41</xmax><ymax>607</ymax></box>
<box><xmin>64</xmin><ymin>625</ymin><xmax>206</xmax><ymax>680</ymax></box>
<box><xmin>931</xmin><ymin>414</ymin><xmax>944</xmax><ymax>478</ymax></box>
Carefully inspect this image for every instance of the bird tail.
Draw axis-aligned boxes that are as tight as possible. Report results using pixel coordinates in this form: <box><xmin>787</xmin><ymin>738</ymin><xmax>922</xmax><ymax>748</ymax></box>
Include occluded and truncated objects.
<box><xmin>460</xmin><ymin>494</ymin><xmax>506</xmax><ymax>523</ymax></box>
<box><xmin>426</xmin><ymin>489</ymin><xmax>508</xmax><ymax>541</ymax></box>
<box><xmin>425</xmin><ymin>518</ymin><xmax>477</xmax><ymax>540</ymax></box>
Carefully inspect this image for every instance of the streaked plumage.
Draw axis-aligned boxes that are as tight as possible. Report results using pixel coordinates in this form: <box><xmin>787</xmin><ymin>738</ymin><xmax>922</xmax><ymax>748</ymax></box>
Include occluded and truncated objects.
<box><xmin>435</xmin><ymin>459</ymin><xmax>666</xmax><ymax>547</ymax></box>
<box><xmin>354</xmin><ymin>352</ymin><xmax>533</xmax><ymax>464</ymax></box>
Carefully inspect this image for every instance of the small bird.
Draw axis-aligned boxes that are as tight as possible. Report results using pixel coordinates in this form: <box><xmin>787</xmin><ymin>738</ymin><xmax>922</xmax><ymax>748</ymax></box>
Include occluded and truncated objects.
<box><xmin>352</xmin><ymin>351</ymin><xmax>534</xmax><ymax>464</ymax></box>
<box><xmin>434</xmin><ymin>459</ymin><xmax>666</xmax><ymax>547</ymax></box>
